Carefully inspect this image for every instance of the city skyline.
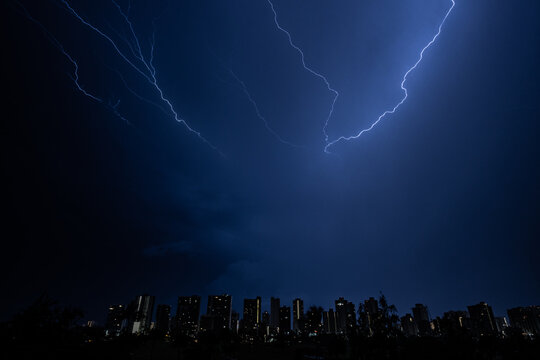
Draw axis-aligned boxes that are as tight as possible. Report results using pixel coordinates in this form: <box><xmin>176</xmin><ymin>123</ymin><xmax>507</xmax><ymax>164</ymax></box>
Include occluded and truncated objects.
<box><xmin>3</xmin><ymin>0</ymin><xmax>539</xmax><ymax>336</ymax></box>
<box><xmin>101</xmin><ymin>292</ymin><xmax>539</xmax><ymax>339</ymax></box>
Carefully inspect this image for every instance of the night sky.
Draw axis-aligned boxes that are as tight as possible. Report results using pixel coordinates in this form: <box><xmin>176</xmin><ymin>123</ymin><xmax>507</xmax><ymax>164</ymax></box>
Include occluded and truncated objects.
<box><xmin>2</xmin><ymin>0</ymin><xmax>539</xmax><ymax>322</ymax></box>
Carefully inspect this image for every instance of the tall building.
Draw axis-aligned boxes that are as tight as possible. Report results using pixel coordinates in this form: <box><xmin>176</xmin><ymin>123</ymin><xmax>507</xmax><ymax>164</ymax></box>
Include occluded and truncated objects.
<box><xmin>231</xmin><ymin>311</ymin><xmax>240</xmax><ymax>333</ymax></box>
<box><xmin>270</xmin><ymin>297</ymin><xmax>280</xmax><ymax>329</ymax></box>
<box><xmin>279</xmin><ymin>306</ymin><xmax>291</xmax><ymax>332</ymax></box>
<box><xmin>467</xmin><ymin>302</ymin><xmax>496</xmax><ymax>336</ymax></box>
<box><xmin>495</xmin><ymin>316</ymin><xmax>509</xmax><ymax>335</ymax></box>
<box><xmin>306</xmin><ymin>306</ymin><xmax>323</xmax><ymax>334</ymax></box>
<box><xmin>155</xmin><ymin>304</ymin><xmax>171</xmax><ymax>334</ymax></box>
<box><xmin>507</xmin><ymin>306</ymin><xmax>540</xmax><ymax>336</ymax></box>
<box><xmin>207</xmin><ymin>294</ymin><xmax>232</xmax><ymax>330</ymax></box>
<box><xmin>129</xmin><ymin>294</ymin><xmax>155</xmax><ymax>334</ymax></box>
<box><xmin>105</xmin><ymin>304</ymin><xmax>126</xmax><ymax>337</ymax></box>
<box><xmin>442</xmin><ymin>310</ymin><xmax>469</xmax><ymax>335</ymax></box>
<box><xmin>176</xmin><ymin>295</ymin><xmax>201</xmax><ymax>337</ymax></box>
<box><xmin>335</xmin><ymin>298</ymin><xmax>356</xmax><ymax>334</ymax></box>
<box><xmin>364</xmin><ymin>297</ymin><xmax>379</xmax><ymax>316</ymax></box>
<box><xmin>243</xmin><ymin>296</ymin><xmax>262</xmax><ymax>330</ymax></box>
<box><xmin>412</xmin><ymin>304</ymin><xmax>431</xmax><ymax>336</ymax></box>
<box><xmin>292</xmin><ymin>298</ymin><xmax>304</xmax><ymax>332</ymax></box>
<box><xmin>323</xmin><ymin>309</ymin><xmax>337</xmax><ymax>334</ymax></box>
<box><xmin>262</xmin><ymin>311</ymin><xmax>270</xmax><ymax>326</ymax></box>
<box><xmin>401</xmin><ymin>313</ymin><xmax>418</xmax><ymax>337</ymax></box>
<box><xmin>363</xmin><ymin>297</ymin><xmax>380</xmax><ymax>334</ymax></box>
<box><xmin>199</xmin><ymin>315</ymin><xmax>216</xmax><ymax>333</ymax></box>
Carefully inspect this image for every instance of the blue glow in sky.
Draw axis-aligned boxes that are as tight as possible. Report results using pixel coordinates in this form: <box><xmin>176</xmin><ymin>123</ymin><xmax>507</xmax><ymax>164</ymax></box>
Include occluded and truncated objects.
<box><xmin>3</xmin><ymin>0</ymin><xmax>540</xmax><ymax>320</ymax></box>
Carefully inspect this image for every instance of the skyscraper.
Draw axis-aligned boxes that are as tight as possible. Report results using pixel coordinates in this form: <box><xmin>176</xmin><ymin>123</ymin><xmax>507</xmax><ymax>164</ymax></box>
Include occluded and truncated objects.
<box><xmin>279</xmin><ymin>306</ymin><xmax>291</xmax><ymax>332</ymax></box>
<box><xmin>364</xmin><ymin>297</ymin><xmax>379</xmax><ymax>316</ymax></box>
<box><xmin>305</xmin><ymin>306</ymin><xmax>323</xmax><ymax>334</ymax></box>
<box><xmin>105</xmin><ymin>304</ymin><xmax>126</xmax><ymax>337</ymax></box>
<box><xmin>176</xmin><ymin>295</ymin><xmax>201</xmax><ymax>337</ymax></box>
<box><xmin>292</xmin><ymin>298</ymin><xmax>304</xmax><ymax>332</ymax></box>
<box><xmin>401</xmin><ymin>313</ymin><xmax>418</xmax><ymax>337</ymax></box>
<box><xmin>155</xmin><ymin>304</ymin><xmax>171</xmax><ymax>334</ymax></box>
<box><xmin>442</xmin><ymin>310</ymin><xmax>469</xmax><ymax>335</ymax></box>
<box><xmin>231</xmin><ymin>310</ymin><xmax>240</xmax><ymax>333</ymax></box>
<box><xmin>412</xmin><ymin>304</ymin><xmax>431</xmax><ymax>336</ymax></box>
<box><xmin>335</xmin><ymin>297</ymin><xmax>356</xmax><ymax>334</ymax></box>
<box><xmin>363</xmin><ymin>297</ymin><xmax>380</xmax><ymax>334</ymax></box>
<box><xmin>270</xmin><ymin>297</ymin><xmax>280</xmax><ymax>329</ymax></box>
<box><xmin>207</xmin><ymin>294</ymin><xmax>232</xmax><ymax>330</ymax></box>
<box><xmin>129</xmin><ymin>294</ymin><xmax>155</xmax><ymax>335</ymax></box>
<box><xmin>467</xmin><ymin>302</ymin><xmax>496</xmax><ymax>337</ymax></box>
<box><xmin>323</xmin><ymin>309</ymin><xmax>337</xmax><ymax>334</ymax></box>
<box><xmin>507</xmin><ymin>306</ymin><xmax>540</xmax><ymax>336</ymax></box>
<box><xmin>243</xmin><ymin>296</ymin><xmax>262</xmax><ymax>330</ymax></box>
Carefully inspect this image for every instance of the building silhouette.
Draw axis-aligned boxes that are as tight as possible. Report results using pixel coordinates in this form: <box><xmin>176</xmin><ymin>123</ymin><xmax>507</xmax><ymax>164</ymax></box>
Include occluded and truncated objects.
<box><xmin>262</xmin><ymin>311</ymin><xmax>270</xmax><ymax>326</ymax></box>
<box><xmin>442</xmin><ymin>310</ymin><xmax>469</xmax><ymax>335</ymax></box>
<box><xmin>292</xmin><ymin>298</ymin><xmax>304</xmax><ymax>332</ymax></box>
<box><xmin>412</xmin><ymin>304</ymin><xmax>431</xmax><ymax>336</ymax></box>
<box><xmin>507</xmin><ymin>306</ymin><xmax>540</xmax><ymax>336</ymax></box>
<box><xmin>176</xmin><ymin>295</ymin><xmax>201</xmax><ymax>337</ymax></box>
<box><xmin>243</xmin><ymin>296</ymin><xmax>262</xmax><ymax>330</ymax></box>
<box><xmin>155</xmin><ymin>304</ymin><xmax>171</xmax><ymax>334</ymax></box>
<box><xmin>279</xmin><ymin>306</ymin><xmax>291</xmax><ymax>332</ymax></box>
<box><xmin>323</xmin><ymin>309</ymin><xmax>337</xmax><ymax>334</ymax></box>
<box><xmin>105</xmin><ymin>304</ymin><xmax>126</xmax><ymax>337</ymax></box>
<box><xmin>335</xmin><ymin>298</ymin><xmax>356</xmax><ymax>334</ymax></box>
<box><xmin>207</xmin><ymin>294</ymin><xmax>232</xmax><ymax>330</ymax></box>
<box><xmin>231</xmin><ymin>310</ymin><xmax>240</xmax><ymax>333</ymax></box>
<box><xmin>401</xmin><ymin>313</ymin><xmax>418</xmax><ymax>337</ymax></box>
<box><xmin>128</xmin><ymin>294</ymin><xmax>155</xmax><ymax>335</ymax></box>
<box><xmin>468</xmin><ymin>302</ymin><xmax>496</xmax><ymax>336</ymax></box>
<box><xmin>270</xmin><ymin>297</ymin><xmax>280</xmax><ymax>329</ymax></box>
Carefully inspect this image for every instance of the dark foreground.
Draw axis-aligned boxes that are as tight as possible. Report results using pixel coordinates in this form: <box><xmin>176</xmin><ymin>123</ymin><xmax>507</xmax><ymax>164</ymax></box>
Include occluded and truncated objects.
<box><xmin>2</xmin><ymin>333</ymin><xmax>540</xmax><ymax>360</ymax></box>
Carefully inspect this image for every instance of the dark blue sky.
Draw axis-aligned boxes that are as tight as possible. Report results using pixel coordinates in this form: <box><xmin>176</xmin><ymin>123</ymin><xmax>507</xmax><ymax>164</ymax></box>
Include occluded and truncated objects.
<box><xmin>2</xmin><ymin>0</ymin><xmax>539</xmax><ymax>322</ymax></box>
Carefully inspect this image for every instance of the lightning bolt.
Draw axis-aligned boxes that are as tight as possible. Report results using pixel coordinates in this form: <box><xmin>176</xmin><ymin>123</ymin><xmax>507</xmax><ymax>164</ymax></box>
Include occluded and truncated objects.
<box><xmin>13</xmin><ymin>1</ymin><xmax>136</xmax><ymax>124</ymax></box>
<box><xmin>324</xmin><ymin>0</ymin><xmax>456</xmax><ymax>153</ymax></box>
<box><xmin>13</xmin><ymin>2</ymin><xmax>101</xmax><ymax>103</ymax></box>
<box><xmin>59</xmin><ymin>0</ymin><xmax>222</xmax><ymax>155</ymax></box>
<box><xmin>227</xmin><ymin>69</ymin><xmax>303</xmax><ymax>148</ymax></box>
<box><xmin>15</xmin><ymin>0</ymin><xmax>222</xmax><ymax>154</ymax></box>
<box><xmin>266</xmin><ymin>0</ymin><xmax>339</xmax><ymax>143</ymax></box>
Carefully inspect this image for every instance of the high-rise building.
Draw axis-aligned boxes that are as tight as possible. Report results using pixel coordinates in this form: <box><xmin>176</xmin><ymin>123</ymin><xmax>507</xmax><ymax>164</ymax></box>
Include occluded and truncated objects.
<box><xmin>495</xmin><ymin>316</ymin><xmax>509</xmax><ymax>335</ymax></box>
<box><xmin>176</xmin><ymin>295</ymin><xmax>201</xmax><ymax>336</ymax></box>
<box><xmin>292</xmin><ymin>298</ymin><xmax>304</xmax><ymax>332</ymax></box>
<box><xmin>507</xmin><ymin>306</ymin><xmax>540</xmax><ymax>336</ymax></box>
<box><xmin>279</xmin><ymin>306</ymin><xmax>291</xmax><ymax>332</ymax></box>
<box><xmin>467</xmin><ymin>302</ymin><xmax>496</xmax><ymax>337</ymax></box>
<box><xmin>270</xmin><ymin>297</ymin><xmax>280</xmax><ymax>328</ymax></box>
<box><xmin>207</xmin><ymin>294</ymin><xmax>232</xmax><ymax>330</ymax></box>
<box><xmin>442</xmin><ymin>310</ymin><xmax>469</xmax><ymax>335</ymax></box>
<box><xmin>129</xmin><ymin>294</ymin><xmax>155</xmax><ymax>334</ymax></box>
<box><xmin>105</xmin><ymin>304</ymin><xmax>126</xmax><ymax>337</ymax></box>
<box><xmin>199</xmin><ymin>315</ymin><xmax>216</xmax><ymax>333</ymax></box>
<box><xmin>231</xmin><ymin>311</ymin><xmax>240</xmax><ymax>333</ymax></box>
<box><xmin>323</xmin><ymin>309</ymin><xmax>337</xmax><ymax>334</ymax></box>
<box><xmin>412</xmin><ymin>304</ymin><xmax>431</xmax><ymax>336</ymax></box>
<box><xmin>401</xmin><ymin>313</ymin><xmax>418</xmax><ymax>337</ymax></box>
<box><xmin>306</xmin><ymin>306</ymin><xmax>323</xmax><ymax>334</ymax></box>
<box><xmin>243</xmin><ymin>296</ymin><xmax>262</xmax><ymax>330</ymax></box>
<box><xmin>335</xmin><ymin>298</ymin><xmax>356</xmax><ymax>334</ymax></box>
<box><xmin>262</xmin><ymin>311</ymin><xmax>270</xmax><ymax>325</ymax></box>
<box><xmin>364</xmin><ymin>297</ymin><xmax>379</xmax><ymax>316</ymax></box>
<box><xmin>363</xmin><ymin>297</ymin><xmax>380</xmax><ymax>334</ymax></box>
<box><xmin>155</xmin><ymin>304</ymin><xmax>171</xmax><ymax>334</ymax></box>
